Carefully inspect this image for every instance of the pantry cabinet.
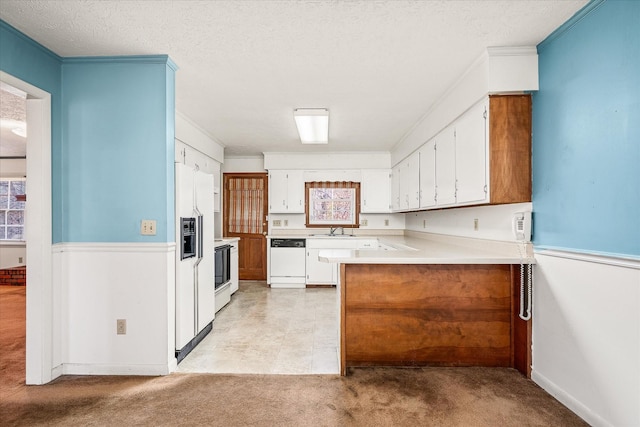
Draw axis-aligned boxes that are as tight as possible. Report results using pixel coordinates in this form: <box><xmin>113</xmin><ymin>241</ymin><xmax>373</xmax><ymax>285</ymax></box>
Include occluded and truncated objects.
<box><xmin>391</xmin><ymin>164</ymin><xmax>402</xmax><ymax>211</ymax></box>
<box><xmin>268</xmin><ymin>170</ymin><xmax>305</xmax><ymax>213</ymax></box>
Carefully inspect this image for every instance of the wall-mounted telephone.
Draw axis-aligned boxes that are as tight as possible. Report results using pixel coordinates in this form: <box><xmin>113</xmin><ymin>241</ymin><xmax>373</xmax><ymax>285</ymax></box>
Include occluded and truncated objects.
<box><xmin>513</xmin><ymin>212</ymin><xmax>532</xmax><ymax>242</ymax></box>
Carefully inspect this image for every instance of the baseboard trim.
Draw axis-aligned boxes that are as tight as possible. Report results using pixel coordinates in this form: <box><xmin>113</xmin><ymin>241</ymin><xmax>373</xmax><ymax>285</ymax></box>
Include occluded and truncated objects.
<box><xmin>531</xmin><ymin>369</ymin><xmax>612</xmax><ymax>427</ymax></box>
<box><xmin>62</xmin><ymin>363</ymin><xmax>172</xmax><ymax>376</ymax></box>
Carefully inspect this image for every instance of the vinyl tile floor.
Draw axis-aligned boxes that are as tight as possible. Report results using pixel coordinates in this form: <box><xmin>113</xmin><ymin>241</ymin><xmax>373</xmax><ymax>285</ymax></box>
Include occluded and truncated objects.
<box><xmin>177</xmin><ymin>281</ymin><xmax>339</xmax><ymax>374</ymax></box>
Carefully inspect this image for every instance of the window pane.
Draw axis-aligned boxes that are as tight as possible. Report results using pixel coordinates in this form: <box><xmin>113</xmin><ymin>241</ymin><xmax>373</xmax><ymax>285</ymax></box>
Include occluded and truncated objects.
<box><xmin>0</xmin><ymin>181</ymin><xmax>7</xmax><ymax>195</ymax></box>
<box><xmin>7</xmin><ymin>210</ymin><xmax>24</xmax><ymax>225</ymax></box>
<box><xmin>0</xmin><ymin>195</ymin><xmax>7</xmax><ymax>209</ymax></box>
<box><xmin>0</xmin><ymin>227</ymin><xmax>5</xmax><ymax>239</ymax></box>
<box><xmin>7</xmin><ymin>226</ymin><xmax>23</xmax><ymax>240</ymax></box>
<box><xmin>0</xmin><ymin>210</ymin><xmax>5</xmax><ymax>225</ymax></box>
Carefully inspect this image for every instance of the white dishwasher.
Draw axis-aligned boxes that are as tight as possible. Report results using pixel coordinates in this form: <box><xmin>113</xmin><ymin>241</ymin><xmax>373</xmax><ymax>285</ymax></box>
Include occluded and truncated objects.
<box><xmin>270</xmin><ymin>238</ymin><xmax>306</xmax><ymax>288</ymax></box>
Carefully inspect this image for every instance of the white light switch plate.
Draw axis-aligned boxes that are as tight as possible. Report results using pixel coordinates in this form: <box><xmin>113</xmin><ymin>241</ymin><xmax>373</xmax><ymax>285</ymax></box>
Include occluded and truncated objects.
<box><xmin>141</xmin><ymin>220</ymin><xmax>157</xmax><ymax>235</ymax></box>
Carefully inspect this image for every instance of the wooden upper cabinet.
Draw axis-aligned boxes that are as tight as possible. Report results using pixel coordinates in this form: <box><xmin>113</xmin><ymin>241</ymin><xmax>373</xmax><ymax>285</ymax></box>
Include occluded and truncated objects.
<box><xmin>488</xmin><ymin>94</ymin><xmax>532</xmax><ymax>204</ymax></box>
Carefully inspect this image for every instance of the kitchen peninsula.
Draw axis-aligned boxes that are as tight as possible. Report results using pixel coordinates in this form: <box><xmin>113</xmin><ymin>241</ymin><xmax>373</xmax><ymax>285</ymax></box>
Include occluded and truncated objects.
<box><xmin>319</xmin><ymin>232</ymin><xmax>534</xmax><ymax>377</ymax></box>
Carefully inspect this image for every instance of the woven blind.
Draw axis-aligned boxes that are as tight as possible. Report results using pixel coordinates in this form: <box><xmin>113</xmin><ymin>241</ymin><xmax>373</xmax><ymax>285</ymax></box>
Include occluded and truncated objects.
<box><xmin>227</xmin><ymin>177</ymin><xmax>264</xmax><ymax>234</ymax></box>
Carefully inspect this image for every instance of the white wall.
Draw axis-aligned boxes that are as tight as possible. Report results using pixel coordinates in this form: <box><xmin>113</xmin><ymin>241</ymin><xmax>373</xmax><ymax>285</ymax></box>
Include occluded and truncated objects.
<box><xmin>223</xmin><ymin>156</ymin><xmax>266</xmax><ymax>172</ymax></box>
<box><xmin>0</xmin><ymin>244</ymin><xmax>25</xmax><ymax>269</ymax></box>
<box><xmin>175</xmin><ymin>111</ymin><xmax>224</xmax><ymax>163</ymax></box>
<box><xmin>391</xmin><ymin>47</ymin><xmax>538</xmax><ymax>165</ymax></box>
<box><xmin>54</xmin><ymin>243</ymin><xmax>176</xmax><ymax>375</ymax></box>
<box><xmin>269</xmin><ymin>212</ymin><xmax>405</xmax><ymax>233</ymax></box>
<box><xmin>405</xmin><ymin>203</ymin><xmax>532</xmax><ymax>242</ymax></box>
<box><xmin>0</xmin><ymin>159</ymin><xmax>27</xmax><ymax>269</ymax></box>
<box><xmin>532</xmin><ymin>252</ymin><xmax>640</xmax><ymax>427</ymax></box>
<box><xmin>264</xmin><ymin>152</ymin><xmax>390</xmax><ymax>170</ymax></box>
<box><xmin>0</xmin><ymin>158</ymin><xmax>26</xmax><ymax>177</ymax></box>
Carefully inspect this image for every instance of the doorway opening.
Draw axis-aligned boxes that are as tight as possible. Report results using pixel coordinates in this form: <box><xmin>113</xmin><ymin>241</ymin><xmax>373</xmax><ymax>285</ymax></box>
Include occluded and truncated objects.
<box><xmin>0</xmin><ymin>71</ymin><xmax>53</xmax><ymax>385</ymax></box>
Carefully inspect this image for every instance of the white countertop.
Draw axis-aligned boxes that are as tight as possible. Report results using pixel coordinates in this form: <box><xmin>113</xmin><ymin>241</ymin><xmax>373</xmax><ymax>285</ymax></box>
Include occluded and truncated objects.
<box><xmin>318</xmin><ymin>232</ymin><xmax>535</xmax><ymax>265</ymax></box>
<box><xmin>214</xmin><ymin>237</ymin><xmax>240</xmax><ymax>248</ymax></box>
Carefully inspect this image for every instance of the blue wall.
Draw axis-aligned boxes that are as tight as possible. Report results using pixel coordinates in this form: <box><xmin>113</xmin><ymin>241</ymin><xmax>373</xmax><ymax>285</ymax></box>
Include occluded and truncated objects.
<box><xmin>0</xmin><ymin>21</ymin><xmax>64</xmax><ymax>241</ymax></box>
<box><xmin>0</xmin><ymin>21</ymin><xmax>176</xmax><ymax>243</ymax></box>
<box><xmin>533</xmin><ymin>0</ymin><xmax>640</xmax><ymax>257</ymax></box>
<box><xmin>61</xmin><ymin>57</ymin><xmax>176</xmax><ymax>242</ymax></box>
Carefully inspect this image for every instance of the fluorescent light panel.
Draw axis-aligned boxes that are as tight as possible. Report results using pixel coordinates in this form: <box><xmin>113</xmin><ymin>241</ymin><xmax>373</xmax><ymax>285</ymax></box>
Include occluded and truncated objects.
<box><xmin>294</xmin><ymin>108</ymin><xmax>329</xmax><ymax>144</ymax></box>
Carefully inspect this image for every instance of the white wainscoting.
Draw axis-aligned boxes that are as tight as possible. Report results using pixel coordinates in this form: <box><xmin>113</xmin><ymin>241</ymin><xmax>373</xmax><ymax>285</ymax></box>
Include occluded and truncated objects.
<box><xmin>53</xmin><ymin>242</ymin><xmax>176</xmax><ymax>376</ymax></box>
<box><xmin>532</xmin><ymin>250</ymin><xmax>640</xmax><ymax>427</ymax></box>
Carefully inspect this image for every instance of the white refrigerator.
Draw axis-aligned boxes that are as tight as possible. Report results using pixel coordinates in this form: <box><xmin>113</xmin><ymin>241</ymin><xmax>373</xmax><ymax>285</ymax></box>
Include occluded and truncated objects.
<box><xmin>175</xmin><ymin>162</ymin><xmax>215</xmax><ymax>355</ymax></box>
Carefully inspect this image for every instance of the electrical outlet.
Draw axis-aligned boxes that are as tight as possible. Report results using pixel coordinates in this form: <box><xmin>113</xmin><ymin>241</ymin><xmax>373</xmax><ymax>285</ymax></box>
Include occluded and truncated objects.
<box><xmin>141</xmin><ymin>220</ymin><xmax>157</xmax><ymax>235</ymax></box>
<box><xmin>116</xmin><ymin>319</ymin><xmax>126</xmax><ymax>335</ymax></box>
<box><xmin>473</xmin><ymin>218</ymin><xmax>479</xmax><ymax>231</ymax></box>
<box><xmin>19</xmin><ymin>257</ymin><xmax>23</xmax><ymax>263</ymax></box>
<box><xmin>423</xmin><ymin>219</ymin><xmax>427</xmax><ymax>228</ymax></box>
<box><xmin>284</xmin><ymin>220</ymin><xmax>288</xmax><ymax>226</ymax></box>
<box><xmin>361</xmin><ymin>219</ymin><xmax>368</xmax><ymax>226</ymax></box>
<box><xmin>384</xmin><ymin>219</ymin><xmax>389</xmax><ymax>226</ymax></box>
<box><xmin>273</xmin><ymin>220</ymin><xmax>282</xmax><ymax>227</ymax></box>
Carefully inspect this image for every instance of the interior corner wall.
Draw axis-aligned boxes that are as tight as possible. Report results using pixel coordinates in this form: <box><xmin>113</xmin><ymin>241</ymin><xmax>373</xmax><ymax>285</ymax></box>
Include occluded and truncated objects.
<box><xmin>531</xmin><ymin>2</ymin><xmax>640</xmax><ymax>426</ymax></box>
<box><xmin>61</xmin><ymin>57</ymin><xmax>175</xmax><ymax>243</ymax></box>
<box><xmin>532</xmin><ymin>0</ymin><xmax>640</xmax><ymax>257</ymax></box>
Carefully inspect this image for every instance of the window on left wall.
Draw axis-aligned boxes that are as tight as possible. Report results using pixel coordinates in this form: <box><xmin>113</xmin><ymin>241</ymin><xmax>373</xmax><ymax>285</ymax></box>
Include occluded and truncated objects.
<box><xmin>0</xmin><ymin>178</ymin><xmax>26</xmax><ymax>241</ymax></box>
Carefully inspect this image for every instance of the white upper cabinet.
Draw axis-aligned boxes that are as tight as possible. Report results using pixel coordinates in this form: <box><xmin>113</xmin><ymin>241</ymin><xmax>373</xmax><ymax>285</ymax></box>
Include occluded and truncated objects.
<box><xmin>391</xmin><ymin>94</ymin><xmax>531</xmax><ymax>213</ymax></box>
<box><xmin>435</xmin><ymin>126</ymin><xmax>457</xmax><ymax>207</ymax></box>
<box><xmin>269</xmin><ymin>170</ymin><xmax>304</xmax><ymax>213</ymax></box>
<box><xmin>419</xmin><ymin>139</ymin><xmax>436</xmax><ymax>209</ymax></box>
<box><xmin>361</xmin><ymin>169</ymin><xmax>391</xmax><ymax>213</ymax></box>
<box><xmin>391</xmin><ymin>164</ymin><xmax>402</xmax><ymax>212</ymax></box>
<box><xmin>455</xmin><ymin>100</ymin><xmax>488</xmax><ymax>205</ymax></box>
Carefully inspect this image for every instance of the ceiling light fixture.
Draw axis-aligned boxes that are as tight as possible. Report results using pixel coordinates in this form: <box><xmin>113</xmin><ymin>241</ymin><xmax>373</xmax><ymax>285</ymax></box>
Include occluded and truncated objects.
<box><xmin>11</xmin><ymin>127</ymin><xmax>27</xmax><ymax>138</ymax></box>
<box><xmin>294</xmin><ymin>108</ymin><xmax>329</xmax><ymax>144</ymax></box>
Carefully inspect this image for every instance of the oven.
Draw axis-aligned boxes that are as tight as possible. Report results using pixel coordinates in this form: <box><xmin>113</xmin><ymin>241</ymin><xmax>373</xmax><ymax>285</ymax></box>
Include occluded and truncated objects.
<box><xmin>215</xmin><ymin>244</ymin><xmax>231</xmax><ymax>290</ymax></box>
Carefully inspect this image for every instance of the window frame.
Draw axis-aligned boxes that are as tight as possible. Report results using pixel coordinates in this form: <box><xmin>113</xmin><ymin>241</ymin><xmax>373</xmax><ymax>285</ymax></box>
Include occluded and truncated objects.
<box><xmin>0</xmin><ymin>177</ymin><xmax>27</xmax><ymax>242</ymax></box>
<box><xmin>304</xmin><ymin>181</ymin><xmax>360</xmax><ymax>229</ymax></box>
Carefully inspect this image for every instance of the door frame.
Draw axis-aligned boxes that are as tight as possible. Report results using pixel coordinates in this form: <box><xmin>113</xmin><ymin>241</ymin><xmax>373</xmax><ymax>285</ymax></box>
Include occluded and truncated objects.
<box><xmin>1</xmin><ymin>71</ymin><xmax>53</xmax><ymax>385</ymax></box>
<box><xmin>223</xmin><ymin>172</ymin><xmax>268</xmax><ymax>280</ymax></box>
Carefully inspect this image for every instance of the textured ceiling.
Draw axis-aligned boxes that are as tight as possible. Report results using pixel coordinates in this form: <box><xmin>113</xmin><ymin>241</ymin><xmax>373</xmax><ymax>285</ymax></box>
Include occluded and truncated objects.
<box><xmin>0</xmin><ymin>85</ymin><xmax>27</xmax><ymax>157</ymax></box>
<box><xmin>0</xmin><ymin>0</ymin><xmax>587</xmax><ymax>156</ymax></box>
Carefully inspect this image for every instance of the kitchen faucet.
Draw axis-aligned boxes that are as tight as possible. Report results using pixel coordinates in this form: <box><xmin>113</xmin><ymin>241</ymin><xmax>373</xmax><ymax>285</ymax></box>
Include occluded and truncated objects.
<box><xmin>329</xmin><ymin>226</ymin><xmax>344</xmax><ymax>236</ymax></box>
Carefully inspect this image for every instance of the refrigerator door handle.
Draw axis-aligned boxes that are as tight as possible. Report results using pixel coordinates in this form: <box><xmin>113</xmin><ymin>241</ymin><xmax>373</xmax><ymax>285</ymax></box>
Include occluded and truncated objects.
<box><xmin>197</xmin><ymin>215</ymin><xmax>204</xmax><ymax>260</ymax></box>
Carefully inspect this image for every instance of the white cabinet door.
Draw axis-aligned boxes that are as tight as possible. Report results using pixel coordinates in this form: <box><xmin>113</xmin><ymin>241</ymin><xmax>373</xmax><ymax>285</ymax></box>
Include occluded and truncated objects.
<box><xmin>269</xmin><ymin>170</ymin><xmax>305</xmax><ymax>213</ymax></box>
<box><xmin>419</xmin><ymin>140</ymin><xmax>436</xmax><ymax>209</ymax></box>
<box><xmin>361</xmin><ymin>169</ymin><xmax>391</xmax><ymax>213</ymax></box>
<box><xmin>406</xmin><ymin>152</ymin><xmax>421</xmax><ymax>210</ymax></box>
<box><xmin>435</xmin><ymin>126</ymin><xmax>457</xmax><ymax>206</ymax></box>
<box><xmin>391</xmin><ymin>164</ymin><xmax>402</xmax><ymax>212</ymax></box>
<box><xmin>269</xmin><ymin>170</ymin><xmax>289</xmax><ymax>213</ymax></box>
<box><xmin>286</xmin><ymin>170</ymin><xmax>305</xmax><ymax>213</ymax></box>
<box><xmin>306</xmin><ymin>248</ymin><xmax>336</xmax><ymax>284</ymax></box>
<box><xmin>455</xmin><ymin>101</ymin><xmax>488</xmax><ymax>205</ymax></box>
